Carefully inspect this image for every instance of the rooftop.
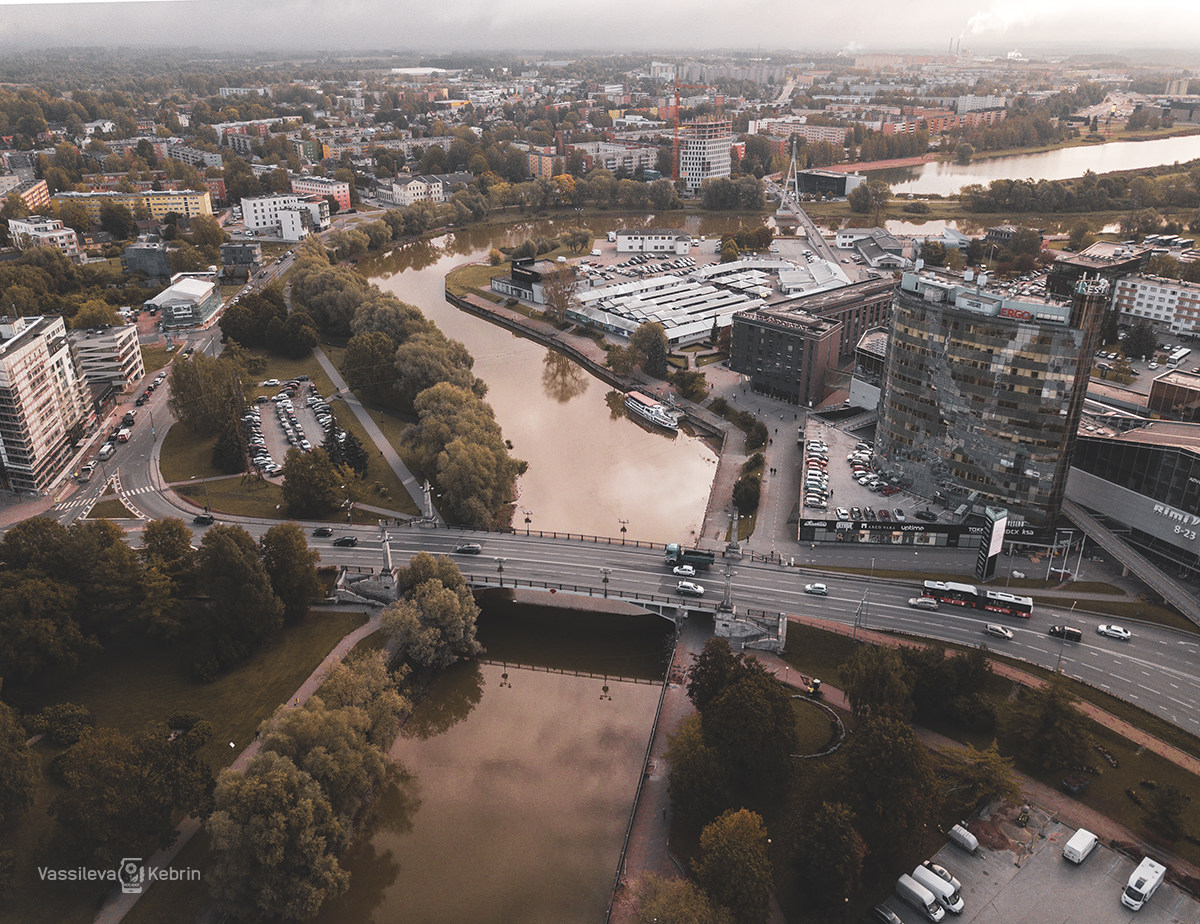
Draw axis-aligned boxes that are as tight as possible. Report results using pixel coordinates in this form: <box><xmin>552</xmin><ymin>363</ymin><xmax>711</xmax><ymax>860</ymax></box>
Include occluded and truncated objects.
<box><xmin>1054</xmin><ymin>240</ymin><xmax>1154</xmax><ymax>269</ymax></box>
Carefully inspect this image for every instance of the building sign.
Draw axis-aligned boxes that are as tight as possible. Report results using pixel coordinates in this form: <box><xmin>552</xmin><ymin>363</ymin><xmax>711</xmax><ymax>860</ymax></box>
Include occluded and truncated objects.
<box><xmin>1153</xmin><ymin>502</ymin><xmax>1200</xmax><ymax>527</ymax></box>
<box><xmin>999</xmin><ymin>305</ymin><xmax>1033</xmax><ymax>321</ymax></box>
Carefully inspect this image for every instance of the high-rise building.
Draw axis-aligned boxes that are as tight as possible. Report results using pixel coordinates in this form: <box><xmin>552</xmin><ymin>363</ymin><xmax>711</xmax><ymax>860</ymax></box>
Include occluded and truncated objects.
<box><xmin>876</xmin><ymin>272</ymin><xmax>1108</xmax><ymax>527</ymax></box>
<box><xmin>0</xmin><ymin>316</ymin><xmax>93</xmax><ymax>493</ymax></box>
<box><xmin>678</xmin><ymin>118</ymin><xmax>731</xmax><ymax>194</ymax></box>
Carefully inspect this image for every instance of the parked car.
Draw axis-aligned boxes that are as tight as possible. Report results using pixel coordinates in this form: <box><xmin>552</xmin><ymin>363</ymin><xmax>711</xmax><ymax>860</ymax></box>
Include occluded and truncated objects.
<box><xmin>332</xmin><ymin>536</ymin><xmax>358</xmax><ymax>547</ymax></box>
<box><xmin>915</xmin><ymin>510</ymin><xmax>938</xmax><ymax>522</ymax></box>
<box><xmin>879</xmin><ymin>509</ymin><xmax>891</xmax><ymax>521</ymax></box>
<box><xmin>835</xmin><ymin>507</ymin><xmax>850</xmax><ymax>519</ymax></box>
<box><xmin>1097</xmin><ymin>624</ymin><xmax>1132</xmax><ymax>640</ymax></box>
<box><xmin>893</xmin><ymin>509</ymin><xmax>906</xmax><ymax>521</ymax></box>
<box><xmin>984</xmin><ymin>624</ymin><xmax>1013</xmax><ymax>639</ymax></box>
<box><xmin>804</xmin><ymin>583</ymin><xmax>828</xmax><ymax>595</ymax></box>
<box><xmin>850</xmin><ymin>506</ymin><xmax>862</xmax><ymax>519</ymax></box>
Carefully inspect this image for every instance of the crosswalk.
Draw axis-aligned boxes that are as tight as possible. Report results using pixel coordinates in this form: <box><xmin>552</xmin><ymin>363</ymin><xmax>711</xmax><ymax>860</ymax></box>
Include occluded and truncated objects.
<box><xmin>53</xmin><ymin>482</ymin><xmax>157</xmax><ymax>518</ymax></box>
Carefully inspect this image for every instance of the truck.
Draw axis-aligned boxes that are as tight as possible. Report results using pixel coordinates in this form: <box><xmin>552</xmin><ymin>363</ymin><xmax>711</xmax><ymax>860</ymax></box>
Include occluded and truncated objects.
<box><xmin>664</xmin><ymin>543</ymin><xmax>715</xmax><ymax>570</ymax></box>
<box><xmin>1121</xmin><ymin>857</ymin><xmax>1166</xmax><ymax>911</ymax></box>
<box><xmin>896</xmin><ymin>873</ymin><xmax>945</xmax><ymax>922</ymax></box>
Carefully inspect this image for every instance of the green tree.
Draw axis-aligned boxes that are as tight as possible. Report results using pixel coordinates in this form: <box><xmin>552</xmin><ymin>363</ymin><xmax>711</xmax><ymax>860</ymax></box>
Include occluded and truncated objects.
<box><xmin>188</xmin><ymin>214</ymin><xmax>226</xmax><ymax>254</ymax></box>
<box><xmin>98</xmin><ymin>201</ymin><xmax>135</xmax><ymax>240</ymax></box>
<box><xmin>953</xmin><ymin>739</ymin><xmax>1022</xmax><ymax>808</ymax></box>
<box><xmin>70</xmin><ymin>299</ymin><xmax>122</xmax><ymax>328</ymax></box>
<box><xmin>0</xmin><ymin>570</ymin><xmax>89</xmax><ymax>682</ymax></box>
<box><xmin>349</xmin><ymin>294</ymin><xmax>432</xmax><ymax>347</ymax></box>
<box><xmin>1009</xmin><ymin>227</ymin><xmax>1043</xmax><ymax>255</ymax></box>
<box><xmin>838</xmin><ymin>717</ymin><xmax>936</xmax><ymax>853</ymax></box>
<box><xmin>1146</xmin><ymin>783</ymin><xmax>1190</xmax><ymax>840</ymax></box>
<box><xmin>671</xmin><ymin>369</ymin><xmax>708</xmax><ymax>401</ymax></box>
<box><xmin>702</xmin><ymin>663</ymin><xmax>798</xmax><ymax>797</ymax></box>
<box><xmin>720</xmin><ymin>238</ymin><xmax>740</xmax><ymax>263</ymax></box>
<box><xmin>0</xmin><ymin>701</ymin><xmax>39</xmax><ymax>825</ymax></box>
<box><xmin>167</xmin><ymin>352</ymin><xmax>245</xmax><ymax>436</ymax></box>
<box><xmin>140</xmin><ymin>517</ymin><xmax>197</xmax><ymax>597</ymax></box>
<box><xmin>693</xmin><ymin>809</ymin><xmax>773</xmax><ymax>924</ymax></box>
<box><xmin>606</xmin><ymin>344</ymin><xmax>639</xmax><ymax>377</ymax></box>
<box><xmin>319</xmin><ymin>650</ymin><xmax>410</xmax><ymax>749</ymax></box>
<box><xmin>732</xmin><ymin>473</ymin><xmax>760</xmax><ymax>515</ymax></box>
<box><xmin>1124</xmin><ymin>321</ymin><xmax>1158</xmax><ymax>361</ymax></box>
<box><xmin>839</xmin><ymin>643</ymin><xmax>913</xmax><ymax>720</ymax></box>
<box><xmin>50</xmin><ymin>721</ymin><xmax>213</xmax><ymax>867</ymax></box>
<box><xmin>343</xmin><ymin>330</ymin><xmax>397</xmax><ymax>402</ymax></box>
<box><xmin>282</xmin><ymin>447</ymin><xmax>343</xmax><ymax>518</ymax></box>
<box><xmin>847</xmin><ymin>178</ymin><xmax>891</xmax><ymax>224</ymax></box>
<box><xmin>686</xmin><ymin>637</ymin><xmax>742</xmax><ymax>713</ymax></box>
<box><xmin>793</xmin><ymin>802</ymin><xmax>866</xmax><ymax>910</ymax></box>
<box><xmin>393</xmin><ymin>331</ymin><xmax>483</xmax><ymax>414</ymax></box>
<box><xmin>259</xmin><ymin>523</ymin><xmax>321</xmax><ymax>624</ymax></box>
<box><xmin>665</xmin><ymin>713</ymin><xmax>731</xmax><ymax>824</ymax></box>
<box><xmin>1001</xmin><ymin>674</ymin><xmax>1090</xmax><ymax>770</ymax></box>
<box><xmin>383</xmin><ymin>552</ymin><xmax>482</xmax><ymax>669</ymax></box>
<box><xmin>208</xmin><ymin>751</ymin><xmax>349</xmax><ymax>921</ymax></box>
<box><xmin>631</xmin><ymin>322</ymin><xmax>669</xmax><ymax>378</ymax></box>
<box><xmin>632</xmin><ymin>874</ymin><xmax>734</xmax><ymax>924</ymax></box>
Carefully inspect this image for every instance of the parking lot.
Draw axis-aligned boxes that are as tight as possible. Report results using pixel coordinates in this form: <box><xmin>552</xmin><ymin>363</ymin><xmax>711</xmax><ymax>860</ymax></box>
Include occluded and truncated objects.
<box><xmin>244</xmin><ymin>378</ymin><xmax>335</xmax><ymax>477</ymax></box>
<box><xmin>876</xmin><ymin>820</ymin><xmax>1200</xmax><ymax>924</ymax></box>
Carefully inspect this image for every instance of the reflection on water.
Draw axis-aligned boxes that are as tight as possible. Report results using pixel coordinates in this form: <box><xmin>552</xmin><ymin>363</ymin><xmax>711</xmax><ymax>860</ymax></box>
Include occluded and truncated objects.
<box><xmin>875</xmin><ymin>133</ymin><xmax>1200</xmax><ymax>196</ymax></box>
<box><xmin>399</xmin><ymin>659</ymin><xmax>484</xmax><ymax>742</ymax></box>
<box><xmin>314</xmin><ymin>601</ymin><xmax>669</xmax><ymax>924</ymax></box>
<box><xmin>540</xmin><ymin>351</ymin><xmax>589</xmax><ymax>404</ymax></box>
<box><xmin>367</xmin><ymin>225</ymin><xmax>720</xmax><ymax>540</ymax></box>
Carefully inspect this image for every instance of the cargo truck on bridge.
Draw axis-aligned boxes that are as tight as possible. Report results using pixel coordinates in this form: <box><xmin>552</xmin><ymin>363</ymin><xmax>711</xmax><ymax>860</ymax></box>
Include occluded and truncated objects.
<box><xmin>665</xmin><ymin>543</ymin><xmax>715</xmax><ymax>570</ymax></box>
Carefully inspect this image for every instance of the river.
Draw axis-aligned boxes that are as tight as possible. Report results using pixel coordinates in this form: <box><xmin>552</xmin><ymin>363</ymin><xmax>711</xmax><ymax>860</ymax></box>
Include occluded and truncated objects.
<box><xmin>871</xmin><ymin>133</ymin><xmax>1200</xmax><ymax>196</ymax></box>
<box><xmin>364</xmin><ymin>216</ymin><xmax>754</xmax><ymax>542</ymax></box>
<box><xmin>312</xmin><ymin>598</ymin><xmax>672</xmax><ymax>924</ymax></box>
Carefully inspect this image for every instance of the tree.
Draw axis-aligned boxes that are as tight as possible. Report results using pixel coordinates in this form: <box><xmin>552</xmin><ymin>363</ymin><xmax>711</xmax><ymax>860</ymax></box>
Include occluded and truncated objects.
<box><xmin>70</xmin><ymin>299</ymin><xmax>122</xmax><ymax>328</ymax></box>
<box><xmin>319</xmin><ymin>650</ymin><xmax>410</xmax><ymax>749</ymax></box>
<box><xmin>732</xmin><ymin>474</ymin><xmax>760</xmax><ymax>515</ymax></box>
<box><xmin>343</xmin><ymin>330</ymin><xmax>397</xmax><ymax>402</ymax></box>
<box><xmin>631</xmin><ymin>322</ymin><xmax>669</xmax><ymax>378</ymax></box>
<box><xmin>955</xmin><ymin>142</ymin><xmax>975</xmax><ymax>164</ymax></box>
<box><xmin>282</xmin><ymin>447</ymin><xmax>343</xmax><ymax>518</ymax></box>
<box><xmin>919</xmin><ymin>241</ymin><xmax>948</xmax><ymax>266</ymax></box>
<box><xmin>701</xmin><ymin>663</ymin><xmax>798</xmax><ymax>797</ymax></box>
<box><xmin>0</xmin><ymin>701</ymin><xmax>39</xmax><ymax>825</ymax></box>
<box><xmin>632</xmin><ymin>874</ymin><xmax>734</xmax><ymax>924</ymax></box>
<box><xmin>838</xmin><ymin>717</ymin><xmax>936</xmax><ymax>853</ymax></box>
<box><xmin>952</xmin><ymin>739</ymin><xmax>1022</xmax><ymax>809</ymax></box>
<box><xmin>208</xmin><ymin>751</ymin><xmax>349</xmax><ymax>922</ymax></box>
<box><xmin>848</xmin><ymin>178</ymin><xmax>891</xmax><ymax>224</ymax></box>
<box><xmin>793</xmin><ymin>802</ymin><xmax>866</xmax><ymax>910</ymax></box>
<box><xmin>259</xmin><ymin>523</ymin><xmax>321</xmax><ymax>624</ymax></box>
<box><xmin>50</xmin><ymin>721</ymin><xmax>213</xmax><ymax>867</ymax></box>
<box><xmin>540</xmin><ymin>264</ymin><xmax>578</xmax><ymax>324</ymax></box>
<box><xmin>606</xmin><ymin>344</ymin><xmax>639</xmax><ymax>377</ymax></box>
<box><xmin>671</xmin><ymin>369</ymin><xmax>708</xmax><ymax>401</ymax></box>
<box><xmin>1124</xmin><ymin>321</ymin><xmax>1158</xmax><ymax>361</ymax></box>
<box><xmin>687</xmin><ymin>637</ymin><xmax>742</xmax><ymax>713</ymax></box>
<box><xmin>0</xmin><ymin>570</ymin><xmax>89</xmax><ymax>682</ymax></box>
<box><xmin>665</xmin><ymin>713</ymin><xmax>731</xmax><ymax>824</ymax></box>
<box><xmin>1001</xmin><ymin>674</ymin><xmax>1090</xmax><ymax>771</ymax></box>
<box><xmin>382</xmin><ymin>552</ymin><xmax>482</xmax><ymax>669</ymax></box>
<box><xmin>838</xmin><ymin>643</ymin><xmax>913</xmax><ymax>720</ymax></box>
<box><xmin>1008</xmin><ymin>227</ymin><xmax>1043</xmax><ymax>256</ymax></box>
<box><xmin>393</xmin><ymin>331</ymin><xmax>483</xmax><ymax>413</ymax></box>
<box><xmin>98</xmin><ymin>201</ymin><xmax>135</xmax><ymax>240</ymax></box>
<box><xmin>693</xmin><ymin>809</ymin><xmax>773</xmax><ymax>924</ymax></box>
<box><xmin>720</xmin><ymin>238</ymin><xmax>740</xmax><ymax>263</ymax></box>
<box><xmin>188</xmin><ymin>214</ymin><xmax>226</xmax><ymax>253</ymax></box>
<box><xmin>1146</xmin><ymin>783</ymin><xmax>1190</xmax><ymax>840</ymax></box>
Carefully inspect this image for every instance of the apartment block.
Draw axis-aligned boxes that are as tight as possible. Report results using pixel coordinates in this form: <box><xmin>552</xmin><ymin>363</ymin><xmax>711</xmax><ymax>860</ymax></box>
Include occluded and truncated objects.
<box><xmin>0</xmin><ymin>315</ymin><xmax>93</xmax><ymax>493</ymax></box>
<box><xmin>289</xmin><ymin>174</ymin><xmax>352</xmax><ymax>212</ymax></box>
<box><xmin>166</xmin><ymin>142</ymin><xmax>224</xmax><ymax>170</ymax></box>
<box><xmin>53</xmin><ymin>189</ymin><xmax>213</xmax><ymax>221</ymax></box>
<box><xmin>678</xmin><ymin>118</ymin><xmax>732</xmax><ymax>194</ymax></box>
<box><xmin>6</xmin><ymin>215</ymin><xmax>81</xmax><ymax>260</ymax></box>
<box><xmin>1111</xmin><ymin>274</ymin><xmax>1200</xmax><ymax>335</ymax></box>
<box><xmin>68</xmin><ymin>324</ymin><xmax>145</xmax><ymax>390</ymax></box>
<box><xmin>240</xmin><ymin>193</ymin><xmax>330</xmax><ymax>241</ymax></box>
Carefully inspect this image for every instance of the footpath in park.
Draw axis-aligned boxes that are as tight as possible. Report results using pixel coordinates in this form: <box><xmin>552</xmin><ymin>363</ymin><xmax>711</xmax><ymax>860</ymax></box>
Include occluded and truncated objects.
<box><xmin>92</xmin><ymin>608</ymin><xmax>381</xmax><ymax>924</ymax></box>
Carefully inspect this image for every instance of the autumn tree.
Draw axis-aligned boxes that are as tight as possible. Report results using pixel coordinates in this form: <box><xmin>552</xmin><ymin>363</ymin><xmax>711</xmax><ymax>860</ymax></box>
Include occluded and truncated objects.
<box><xmin>393</xmin><ymin>331</ymin><xmax>484</xmax><ymax>415</ymax></box>
<box><xmin>632</xmin><ymin>874</ymin><xmax>733</xmax><ymax>924</ymax></box>
<box><xmin>343</xmin><ymin>330</ymin><xmax>398</xmax><ymax>402</ymax></box>
<box><xmin>383</xmin><ymin>552</ymin><xmax>482</xmax><ymax>669</ymax></box>
<box><xmin>951</xmin><ymin>739</ymin><xmax>1022</xmax><ymax>809</ymax></box>
<box><xmin>540</xmin><ymin>264</ymin><xmax>579</xmax><ymax>324</ymax></box>
<box><xmin>693</xmin><ymin>809</ymin><xmax>773</xmax><ymax>924</ymax></box>
<box><xmin>631</xmin><ymin>321</ymin><xmax>669</xmax><ymax>378</ymax></box>
<box><xmin>319</xmin><ymin>650</ymin><xmax>411</xmax><ymax>749</ymax></box>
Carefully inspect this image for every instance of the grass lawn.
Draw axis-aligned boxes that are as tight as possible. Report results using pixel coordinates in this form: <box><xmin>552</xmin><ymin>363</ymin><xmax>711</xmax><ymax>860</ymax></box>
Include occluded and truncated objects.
<box><xmin>141</xmin><ymin>344</ymin><xmax>174</xmax><ymax>375</ymax></box>
<box><xmin>791</xmin><ymin>696</ymin><xmax>839</xmax><ymax>755</ymax></box>
<box><xmin>177</xmin><ymin>476</ymin><xmax>286</xmax><ymax>519</ymax></box>
<box><xmin>121</xmin><ymin>832</ymin><xmax>214</xmax><ymax>924</ymax></box>
<box><xmin>696</xmin><ymin>352</ymin><xmax>727</xmax><ymax>367</ymax></box>
<box><xmin>328</xmin><ymin>397</ymin><xmax>421</xmax><ymax>516</ymax></box>
<box><xmin>367</xmin><ymin>405</ymin><xmax>427</xmax><ymax>483</ymax></box>
<box><xmin>445</xmin><ymin>260</ymin><xmax>505</xmax><ymax>298</ymax></box>
<box><xmin>159</xmin><ymin>426</ymin><xmax>222</xmax><ymax>483</ymax></box>
<box><xmin>0</xmin><ymin>609</ymin><xmax>368</xmax><ymax>924</ymax></box>
<box><xmin>85</xmin><ymin>497</ymin><xmax>138</xmax><ymax>519</ymax></box>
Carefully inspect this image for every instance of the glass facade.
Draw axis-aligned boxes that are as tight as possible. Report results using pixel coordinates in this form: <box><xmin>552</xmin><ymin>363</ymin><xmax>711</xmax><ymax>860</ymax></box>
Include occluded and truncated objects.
<box><xmin>876</xmin><ymin>275</ymin><xmax>1105</xmax><ymax>527</ymax></box>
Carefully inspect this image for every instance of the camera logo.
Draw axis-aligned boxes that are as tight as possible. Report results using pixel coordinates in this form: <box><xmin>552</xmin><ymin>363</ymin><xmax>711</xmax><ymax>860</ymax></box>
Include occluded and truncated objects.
<box><xmin>117</xmin><ymin>858</ymin><xmax>143</xmax><ymax>894</ymax></box>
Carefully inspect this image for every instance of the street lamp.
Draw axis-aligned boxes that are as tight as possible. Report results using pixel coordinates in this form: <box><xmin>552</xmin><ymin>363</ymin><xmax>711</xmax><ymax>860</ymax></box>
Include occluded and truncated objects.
<box><xmin>522</xmin><ymin>508</ymin><xmax>532</xmax><ymax>535</ymax></box>
<box><xmin>1057</xmin><ymin>602</ymin><xmax>1077</xmax><ymax>673</ymax></box>
<box><xmin>191</xmin><ymin>474</ymin><xmax>211</xmax><ymax>513</ymax></box>
<box><xmin>600</xmin><ymin>567</ymin><xmax>612</xmax><ymax>598</ymax></box>
<box><xmin>495</xmin><ymin>557</ymin><xmax>506</xmax><ymax>587</ymax></box>
<box><xmin>619</xmin><ymin>518</ymin><xmax>628</xmax><ymax>545</ymax></box>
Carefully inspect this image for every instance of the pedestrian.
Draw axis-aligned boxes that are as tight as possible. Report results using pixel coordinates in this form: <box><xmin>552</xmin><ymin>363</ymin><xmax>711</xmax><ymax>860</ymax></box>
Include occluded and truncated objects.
<box><xmin>662</xmin><ymin>807</ymin><xmax>667</xmax><ymax>821</ymax></box>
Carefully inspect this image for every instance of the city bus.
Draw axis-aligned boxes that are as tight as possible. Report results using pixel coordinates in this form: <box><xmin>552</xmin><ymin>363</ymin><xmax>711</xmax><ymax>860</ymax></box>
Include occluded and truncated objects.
<box><xmin>1167</xmin><ymin>347</ymin><xmax>1191</xmax><ymax>367</ymax></box>
<box><xmin>922</xmin><ymin>581</ymin><xmax>1033</xmax><ymax>617</ymax></box>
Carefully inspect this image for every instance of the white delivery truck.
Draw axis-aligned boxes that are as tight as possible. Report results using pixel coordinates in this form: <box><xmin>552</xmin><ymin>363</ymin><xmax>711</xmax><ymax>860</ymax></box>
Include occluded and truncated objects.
<box><xmin>1121</xmin><ymin>857</ymin><xmax>1166</xmax><ymax>911</ymax></box>
<box><xmin>911</xmin><ymin>865</ymin><xmax>964</xmax><ymax>914</ymax></box>
<box><xmin>896</xmin><ymin>873</ymin><xmax>945</xmax><ymax>922</ymax></box>
<box><xmin>948</xmin><ymin>824</ymin><xmax>979</xmax><ymax>854</ymax></box>
<box><xmin>1062</xmin><ymin>828</ymin><xmax>1098</xmax><ymax>864</ymax></box>
<box><xmin>98</xmin><ymin>442</ymin><xmax>116</xmax><ymax>461</ymax></box>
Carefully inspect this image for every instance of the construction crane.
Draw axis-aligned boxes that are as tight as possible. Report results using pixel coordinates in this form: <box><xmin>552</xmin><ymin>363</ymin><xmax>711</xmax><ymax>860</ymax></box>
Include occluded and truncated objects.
<box><xmin>671</xmin><ymin>82</ymin><xmax>717</xmax><ymax>184</ymax></box>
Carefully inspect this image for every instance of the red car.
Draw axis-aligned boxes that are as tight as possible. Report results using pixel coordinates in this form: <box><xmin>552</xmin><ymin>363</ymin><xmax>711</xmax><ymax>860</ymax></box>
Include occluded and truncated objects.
<box><xmin>880</xmin><ymin>486</ymin><xmax>901</xmax><ymax>496</ymax></box>
<box><xmin>878</xmin><ymin>509</ymin><xmax>891</xmax><ymax>521</ymax></box>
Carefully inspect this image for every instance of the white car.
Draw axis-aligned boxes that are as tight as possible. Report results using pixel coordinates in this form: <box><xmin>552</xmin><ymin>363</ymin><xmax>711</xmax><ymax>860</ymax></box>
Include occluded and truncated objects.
<box><xmin>676</xmin><ymin>580</ymin><xmax>705</xmax><ymax>596</ymax></box>
<box><xmin>1097</xmin><ymin>624</ymin><xmax>1132</xmax><ymax>641</ymax></box>
<box><xmin>1148</xmin><ymin>362</ymin><xmax>1160</xmax><ymax>369</ymax></box>
<box><xmin>804</xmin><ymin>583</ymin><xmax>828</xmax><ymax>596</ymax></box>
<box><xmin>261</xmin><ymin>378</ymin><xmax>280</xmax><ymax>387</ymax></box>
<box><xmin>984</xmin><ymin>624</ymin><xmax>1013</xmax><ymax>640</ymax></box>
<box><xmin>908</xmin><ymin>596</ymin><xmax>939</xmax><ymax>611</ymax></box>
<box><xmin>672</xmin><ymin>564</ymin><xmax>696</xmax><ymax>577</ymax></box>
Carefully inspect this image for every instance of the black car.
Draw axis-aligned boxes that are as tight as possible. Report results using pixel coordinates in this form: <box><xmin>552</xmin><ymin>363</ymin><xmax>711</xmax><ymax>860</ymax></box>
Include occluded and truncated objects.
<box><xmin>193</xmin><ymin>514</ymin><xmax>215</xmax><ymax>525</ymax></box>
<box><xmin>312</xmin><ymin>527</ymin><xmax>333</xmax><ymax>537</ymax></box>
<box><xmin>868</xmin><ymin>906</ymin><xmax>902</xmax><ymax>924</ymax></box>
<box><xmin>914</xmin><ymin>509</ymin><xmax>938</xmax><ymax>522</ymax></box>
<box><xmin>135</xmin><ymin>394</ymin><xmax>148</xmax><ymax>406</ymax></box>
<box><xmin>332</xmin><ymin>536</ymin><xmax>358</xmax><ymax>547</ymax></box>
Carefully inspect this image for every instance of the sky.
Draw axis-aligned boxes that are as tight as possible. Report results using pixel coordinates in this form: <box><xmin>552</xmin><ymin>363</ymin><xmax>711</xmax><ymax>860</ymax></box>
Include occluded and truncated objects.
<box><xmin>1</xmin><ymin>0</ymin><xmax>1199</xmax><ymax>56</ymax></box>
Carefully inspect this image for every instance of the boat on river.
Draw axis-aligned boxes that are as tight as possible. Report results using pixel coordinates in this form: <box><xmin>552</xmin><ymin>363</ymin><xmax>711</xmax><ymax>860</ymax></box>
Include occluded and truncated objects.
<box><xmin>624</xmin><ymin>391</ymin><xmax>681</xmax><ymax>431</ymax></box>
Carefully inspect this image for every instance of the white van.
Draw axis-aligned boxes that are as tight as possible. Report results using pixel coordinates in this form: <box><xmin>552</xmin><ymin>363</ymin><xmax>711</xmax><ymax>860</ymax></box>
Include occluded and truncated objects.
<box><xmin>1121</xmin><ymin>857</ymin><xmax>1166</xmax><ymax>911</ymax></box>
<box><xmin>1062</xmin><ymin>828</ymin><xmax>1098</xmax><ymax>864</ymax></box>
<box><xmin>948</xmin><ymin>824</ymin><xmax>978</xmax><ymax>854</ymax></box>
<box><xmin>98</xmin><ymin>442</ymin><xmax>116</xmax><ymax>461</ymax></box>
<box><xmin>912</xmin><ymin>865</ymin><xmax>964</xmax><ymax>914</ymax></box>
<box><xmin>896</xmin><ymin>873</ymin><xmax>945</xmax><ymax>922</ymax></box>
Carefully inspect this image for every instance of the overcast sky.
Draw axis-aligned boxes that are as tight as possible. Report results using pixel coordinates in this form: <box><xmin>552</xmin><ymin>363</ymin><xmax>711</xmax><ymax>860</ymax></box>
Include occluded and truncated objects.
<box><xmin>2</xmin><ymin>0</ymin><xmax>1199</xmax><ymax>57</ymax></box>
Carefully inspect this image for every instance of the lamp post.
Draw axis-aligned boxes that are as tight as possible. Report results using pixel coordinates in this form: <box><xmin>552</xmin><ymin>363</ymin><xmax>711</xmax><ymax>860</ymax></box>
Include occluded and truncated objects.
<box><xmin>619</xmin><ymin>518</ymin><xmax>628</xmax><ymax>545</ymax></box>
<box><xmin>522</xmin><ymin>508</ymin><xmax>532</xmax><ymax>535</ymax></box>
<box><xmin>495</xmin><ymin>557</ymin><xmax>506</xmax><ymax>587</ymax></box>
<box><xmin>191</xmin><ymin>474</ymin><xmax>211</xmax><ymax>513</ymax></box>
<box><xmin>1056</xmin><ymin>601</ymin><xmax>1077</xmax><ymax>673</ymax></box>
<box><xmin>600</xmin><ymin>567</ymin><xmax>611</xmax><ymax>598</ymax></box>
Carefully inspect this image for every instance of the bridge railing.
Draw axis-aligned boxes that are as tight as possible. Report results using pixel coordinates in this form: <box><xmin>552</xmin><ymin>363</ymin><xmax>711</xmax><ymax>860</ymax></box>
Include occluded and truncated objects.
<box><xmin>464</xmin><ymin>573</ymin><xmax>704</xmax><ymax>608</ymax></box>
